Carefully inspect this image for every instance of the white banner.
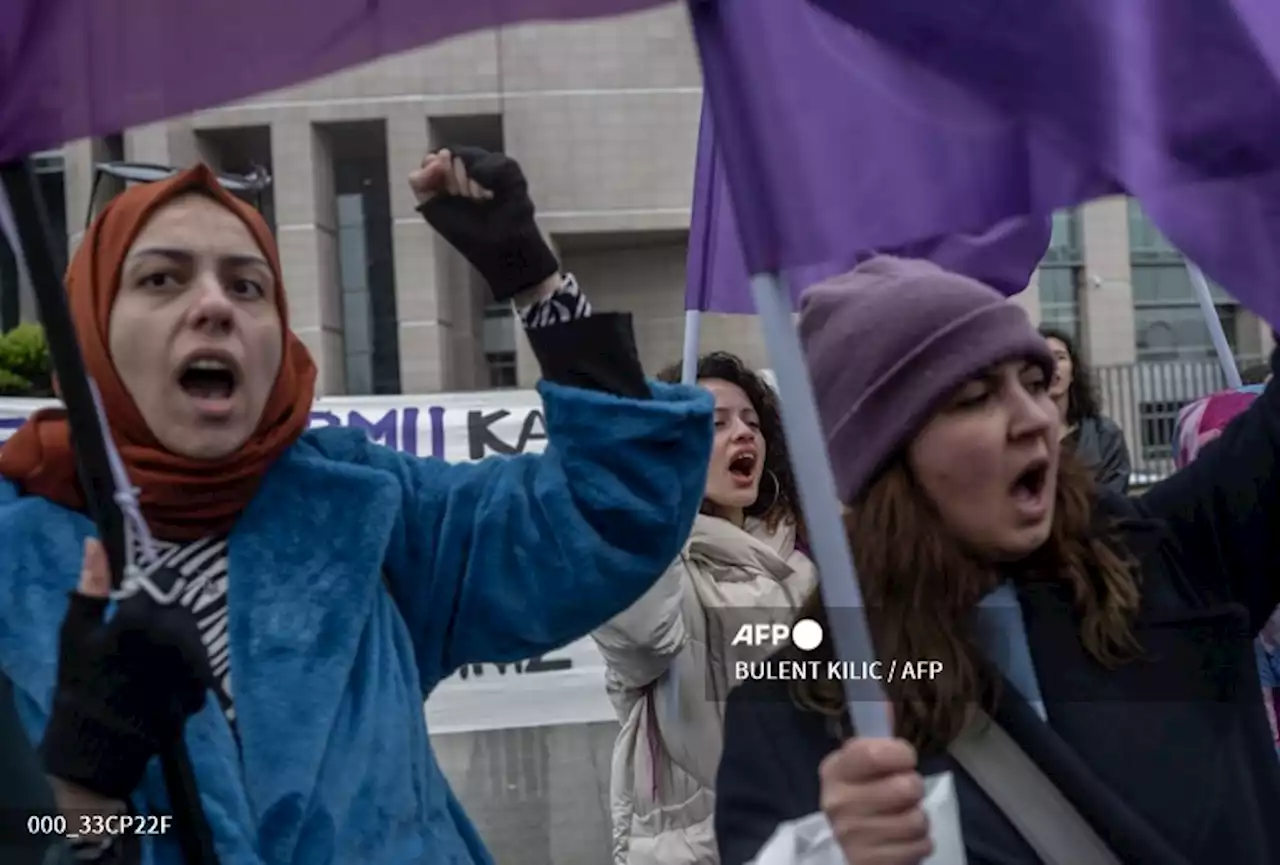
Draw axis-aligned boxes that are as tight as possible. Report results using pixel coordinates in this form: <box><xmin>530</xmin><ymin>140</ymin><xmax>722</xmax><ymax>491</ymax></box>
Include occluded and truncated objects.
<box><xmin>2</xmin><ymin>389</ymin><xmax>553</xmax><ymax>461</ymax></box>
<box><xmin>0</xmin><ymin>392</ymin><xmax>617</xmax><ymax>734</ymax></box>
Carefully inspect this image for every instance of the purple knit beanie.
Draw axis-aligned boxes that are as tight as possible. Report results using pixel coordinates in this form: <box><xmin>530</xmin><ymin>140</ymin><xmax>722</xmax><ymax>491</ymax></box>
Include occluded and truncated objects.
<box><xmin>800</xmin><ymin>256</ymin><xmax>1054</xmax><ymax>503</ymax></box>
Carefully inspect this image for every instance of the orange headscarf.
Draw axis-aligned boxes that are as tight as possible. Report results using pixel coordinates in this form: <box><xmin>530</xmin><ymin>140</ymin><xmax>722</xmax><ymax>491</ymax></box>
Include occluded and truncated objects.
<box><xmin>0</xmin><ymin>164</ymin><xmax>317</xmax><ymax>540</ymax></box>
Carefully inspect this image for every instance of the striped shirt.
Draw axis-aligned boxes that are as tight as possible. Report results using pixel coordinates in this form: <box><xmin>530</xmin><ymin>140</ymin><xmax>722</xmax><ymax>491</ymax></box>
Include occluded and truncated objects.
<box><xmin>518</xmin><ymin>271</ymin><xmax>592</xmax><ymax>328</ymax></box>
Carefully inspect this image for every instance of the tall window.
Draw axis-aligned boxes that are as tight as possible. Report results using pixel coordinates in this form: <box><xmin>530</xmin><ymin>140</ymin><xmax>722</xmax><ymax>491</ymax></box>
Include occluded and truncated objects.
<box><xmin>0</xmin><ymin>231</ymin><xmax>17</xmax><ymax>333</ymax></box>
<box><xmin>1128</xmin><ymin>199</ymin><xmax>1239</xmax><ymax>362</ymax></box>
<box><xmin>483</xmin><ymin>303</ymin><xmax>518</xmax><ymax>388</ymax></box>
<box><xmin>330</xmin><ymin>122</ymin><xmax>401</xmax><ymax>395</ymax></box>
<box><xmin>1</xmin><ymin>150</ymin><xmax>67</xmax><ymax>331</ymax></box>
<box><xmin>1038</xmin><ymin>209</ymin><xmax>1083</xmax><ymax>345</ymax></box>
<box><xmin>336</xmin><ymin>192</ymin><xmax>374</xmax><ymax>393</ymax></box>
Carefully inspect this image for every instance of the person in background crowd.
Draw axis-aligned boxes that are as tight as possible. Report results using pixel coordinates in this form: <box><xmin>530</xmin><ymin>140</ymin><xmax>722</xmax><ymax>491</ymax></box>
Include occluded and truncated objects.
<box><xmin>0</xmin><ymin>147</ymin><xmax>713</xmax><ymax>864</ymax></box>
<box><xmin>715</xmin><ymin>256</ymin><xmax>1280</xmax><ymax>865</ymax></box>
<box><xmin>1040</xmin><ymin>326</ymin><xmax>1131</xmax><ymax>495</ymax></box>
<box><xmin>592</xmin><ymin>352</ymin><xmax>815</xmax><ymax>865</ymax></box>
<box><xmin>1174</xmin><ymin>381</ymin><xmax>1280</xmax><ymax>758</ymax></box>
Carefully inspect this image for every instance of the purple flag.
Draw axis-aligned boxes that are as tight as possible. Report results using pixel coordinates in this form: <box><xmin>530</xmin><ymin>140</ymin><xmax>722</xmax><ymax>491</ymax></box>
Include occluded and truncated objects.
<box><xmin>689</xmin><ymin>0</ymin><xmax>1280</xmax><ymax>327</ymax></box>
<box><xmin>686</xmin><ymin>102</ymin><xmax>1052</xmax><ymax>313</ymax></box>
<box><xmin>0</xmin><ymin>0</ymin><xmax>668</xmax><ymax>163</ymax></box>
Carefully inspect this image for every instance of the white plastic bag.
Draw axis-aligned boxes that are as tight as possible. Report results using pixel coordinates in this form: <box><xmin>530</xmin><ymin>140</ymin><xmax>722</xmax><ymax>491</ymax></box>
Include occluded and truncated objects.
<box><xmin>749</xmin><ymin>772</ymin><xmax>966</xmax><ymax>865</ymax></box>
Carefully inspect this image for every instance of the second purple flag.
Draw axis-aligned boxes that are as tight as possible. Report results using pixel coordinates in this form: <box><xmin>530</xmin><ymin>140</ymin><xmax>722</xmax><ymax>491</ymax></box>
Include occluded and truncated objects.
<box><xmin>689</xmin><ymin>0</ymin><xmax>1280</xmax><ymax>326</ymax></box>
<box><xmin>686</xmin><ymin>102</ymin><xmax>1052</xmax><ymax>314</ymax></box>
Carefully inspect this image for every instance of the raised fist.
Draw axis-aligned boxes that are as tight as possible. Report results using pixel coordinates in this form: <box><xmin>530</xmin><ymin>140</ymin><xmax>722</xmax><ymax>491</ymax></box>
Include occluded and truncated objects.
<box><xmin>408</xmin><ymin>147</ymin><xmax>496</xmax><ymax>205</ymax></box>
<box><xmin>411</xmin><ymin>146</ymin><xmax>558</xmax><ymax>303</ymax></box>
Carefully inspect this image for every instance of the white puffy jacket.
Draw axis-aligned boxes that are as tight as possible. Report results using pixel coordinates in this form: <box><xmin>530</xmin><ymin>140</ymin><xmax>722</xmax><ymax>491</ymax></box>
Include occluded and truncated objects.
<box><xmin>592</xmin><ymin>514</ymin><xmax>816</xmax><ymax>865</ymax></box>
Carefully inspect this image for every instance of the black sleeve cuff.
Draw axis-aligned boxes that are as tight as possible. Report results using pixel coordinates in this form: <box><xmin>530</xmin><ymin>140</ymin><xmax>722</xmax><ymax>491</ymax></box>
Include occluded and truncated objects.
<box><xmin>526</xmin><ymin>312</ymin><xmax>650</xmax><ymax>400</ymax></box>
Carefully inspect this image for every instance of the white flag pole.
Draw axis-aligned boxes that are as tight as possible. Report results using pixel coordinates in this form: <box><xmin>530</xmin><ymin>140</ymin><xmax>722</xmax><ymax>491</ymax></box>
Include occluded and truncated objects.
<box><xmin>750</xmin><ymin>272</ymin><xmax>893</xmax><ymax>740</ymax></box>
<box><xmin>1186</xmin><ymin>261</ymin><xmax>1242</xmax><ymax>388</ymax></box>
<box><xmin>681</xmin><ymin>309</ymin><xmax>703</xmax><ymax>384</ymax></box>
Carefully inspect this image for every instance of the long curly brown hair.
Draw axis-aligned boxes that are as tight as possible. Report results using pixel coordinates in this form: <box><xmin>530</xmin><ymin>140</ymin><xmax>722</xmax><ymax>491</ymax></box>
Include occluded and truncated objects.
<box><xmin>788</xmin><ymin>450</ymin><xmax>1141</xmax><ymax>754</ymax></box>
<box><xmin>658</xmin><ymin>352</ymin><xmax>805</xmax><ymax>544</ymax></box>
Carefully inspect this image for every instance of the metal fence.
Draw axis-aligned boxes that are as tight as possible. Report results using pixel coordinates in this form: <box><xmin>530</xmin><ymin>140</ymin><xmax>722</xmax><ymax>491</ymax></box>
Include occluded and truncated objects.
<box><xmin>432</xmin><ymin>722</ymin><xmax>617</xmax><ymax>865</ymax></box>
<box><xmin>1094</xmin><ymin>356</ymin><xmax>1264</xmax><ymax>488</ymax></box>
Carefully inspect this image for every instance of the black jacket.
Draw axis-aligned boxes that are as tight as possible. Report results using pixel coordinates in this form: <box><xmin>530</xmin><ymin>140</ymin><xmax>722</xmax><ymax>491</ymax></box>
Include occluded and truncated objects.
<box><xmin>1069</xmin><ymin>415</ymin><xmax>1131</xmax><ymax>495</ymax></box>
<box><xmin>715</xmin><ymin>356</ymin><xmax>1280</xmax><ymax>865</ymax></box>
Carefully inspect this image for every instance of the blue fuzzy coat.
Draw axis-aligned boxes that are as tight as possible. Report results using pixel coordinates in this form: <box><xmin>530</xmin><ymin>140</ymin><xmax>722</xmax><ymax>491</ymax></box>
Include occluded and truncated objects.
<box><xmin>0</xmin><ymin>380</ymin><xmax>712</xmax><ymax>864</ymax></box>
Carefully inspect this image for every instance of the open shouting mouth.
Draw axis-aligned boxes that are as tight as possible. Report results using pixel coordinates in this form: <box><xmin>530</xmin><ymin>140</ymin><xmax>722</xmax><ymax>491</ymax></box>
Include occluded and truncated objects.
<box><xmin>176</xmin><ymin>351</ymin><xmax>242</xmax><ymax>418</ymax></box>
<box><xmin>1010</xmin><ymin>457</ymin><xmax>1051</xmax><ymax>519</ymax></box>
<box><xmin>728</xmin><ymin>450</ymin><xmax>759</xmax><ymax>487</ymax></box>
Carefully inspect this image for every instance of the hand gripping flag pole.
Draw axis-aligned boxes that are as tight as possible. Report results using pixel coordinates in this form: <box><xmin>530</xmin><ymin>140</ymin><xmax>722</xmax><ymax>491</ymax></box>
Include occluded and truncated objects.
<box><xmin>0</xmin><ymin>158</ymin><xmax>220</xmax><ymax>865</ymax></box>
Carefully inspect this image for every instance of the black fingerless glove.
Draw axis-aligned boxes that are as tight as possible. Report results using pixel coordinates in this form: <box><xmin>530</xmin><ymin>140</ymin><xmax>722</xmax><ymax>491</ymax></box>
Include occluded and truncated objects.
<box><xmin>416</xmin><ymin>145</ymin><xmax>560</xmax><ymax>302</ymax></box>
<box><xmin>40</xmin><ymin>568</ymin><xmax>213</xmax><ymax>801</ymax></box>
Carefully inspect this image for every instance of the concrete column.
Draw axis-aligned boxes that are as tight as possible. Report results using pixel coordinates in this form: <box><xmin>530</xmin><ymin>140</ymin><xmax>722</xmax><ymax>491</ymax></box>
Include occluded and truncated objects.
<box><xmin>1078</xmin><ymin>196</ymin><xmax>1137</xmax><ymax>366</ymax></box>
<box><xmin>123</xmin><ymin>124</ymin><xmax>171</xmax><ymax>165</ymax></box>
<box><xmin>1078</xmin><ymin>196</ymin><xmax>1140</xmax><ymax>463</ymax></box>
<box><xmin>386</xmin><ymin>107</ymin><xmax>456</xmax><ymax>393</ymax></box>
<box><xmin>1232</xmin><ymin>311</ymin><xmax>1267</xmax><ymax>363</ymax></box>
<box><xmin>271</xmin><ymin>118</ymin><xmax>346</xmax><ymax>395</ymax></box>
<box><xmin>63</xmin><ymin>140</ymin><xmax>100</xmax><ymax>255</ymax></box>
<box><xmin>167</xmin><ymin>126</ymin><xmax>221</xmax><ymax>171</ymax></box>
<box><xmin>122</xmin><ymin>122</ymin><xmax>214</xmax><ymax>168</ymax></box>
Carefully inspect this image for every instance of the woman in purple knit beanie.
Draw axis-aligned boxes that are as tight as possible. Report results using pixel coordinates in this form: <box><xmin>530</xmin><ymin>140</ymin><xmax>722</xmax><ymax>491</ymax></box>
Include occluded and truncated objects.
<box><xmin>714</xmin><ymin>256</ymin><xmax>1280</xmax><ymax>865</ymax></box>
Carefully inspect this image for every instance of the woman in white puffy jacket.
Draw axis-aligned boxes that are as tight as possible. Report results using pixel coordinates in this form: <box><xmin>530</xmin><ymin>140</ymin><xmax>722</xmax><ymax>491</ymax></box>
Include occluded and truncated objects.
<box><xmin>593</xmin><ymin>352</ymin><xmax>816</xmax><ymax>865</ymax></box>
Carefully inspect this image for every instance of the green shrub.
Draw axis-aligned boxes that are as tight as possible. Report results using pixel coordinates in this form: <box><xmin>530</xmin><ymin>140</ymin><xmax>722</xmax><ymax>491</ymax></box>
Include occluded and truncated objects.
<box><xmin>0</xmin><ymin>367</ymin><xmax>30</xmax><ymax>396</ymax></box>
<box><xmin>0</xmin><ymin>323</ymin><xmax>52</xmax><ymax>397</ymax></box>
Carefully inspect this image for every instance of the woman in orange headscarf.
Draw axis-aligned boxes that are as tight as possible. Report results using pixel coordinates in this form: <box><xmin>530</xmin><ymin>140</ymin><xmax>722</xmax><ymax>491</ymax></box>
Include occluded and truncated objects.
<box><xmin>0</xmin><ymin>151</ymin><xmax>713</xmax><ymax>864</ymax></box>
<box><xmin>1</xmin><ymin>166</ymin><xmax>316</xmax><ymax>536</ymax></box>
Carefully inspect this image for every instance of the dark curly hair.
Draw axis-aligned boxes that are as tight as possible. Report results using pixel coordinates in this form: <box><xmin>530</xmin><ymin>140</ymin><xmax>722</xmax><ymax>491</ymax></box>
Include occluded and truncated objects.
<box><xmin>1039</xmin><ymin>326</ymin><xmax>1100</xmax><ymax>426</ymax></box>
<box><xmin>657</xmin><ymin>352</ymin><xmax>805</xmax><ymax>542</ymax></box>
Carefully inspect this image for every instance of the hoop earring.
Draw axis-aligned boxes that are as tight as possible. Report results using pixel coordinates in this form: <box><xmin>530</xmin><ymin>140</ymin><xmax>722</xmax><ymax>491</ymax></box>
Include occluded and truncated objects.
<box><xmin>756</xmin><ymin>469</ymin><xmax>781</xmax><ymax>513</ymax></box>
